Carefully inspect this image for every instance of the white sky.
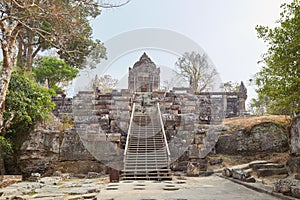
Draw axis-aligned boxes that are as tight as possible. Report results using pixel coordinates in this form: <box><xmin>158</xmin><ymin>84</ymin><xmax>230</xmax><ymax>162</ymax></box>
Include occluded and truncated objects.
<box><xmin>81</xmin><ymin>0</ymin><xmax>291</xmax><ymax>105</ymax></box>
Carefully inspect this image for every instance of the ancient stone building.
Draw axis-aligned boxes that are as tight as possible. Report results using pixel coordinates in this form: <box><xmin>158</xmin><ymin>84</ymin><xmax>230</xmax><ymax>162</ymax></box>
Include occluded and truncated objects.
<box><xmin>128</xmin><ymin>53</ymin><xmax>160</xmax><ymax>92</ymax></box>
<box><xmin>48</xmin><ymin>52</ymin><xmax>249</xmax><ymax>177</ymax></box>
<box><xmin>53</xmin><ymin>52</ymin><xmax>247</xmax><ymax>119</ymax></box>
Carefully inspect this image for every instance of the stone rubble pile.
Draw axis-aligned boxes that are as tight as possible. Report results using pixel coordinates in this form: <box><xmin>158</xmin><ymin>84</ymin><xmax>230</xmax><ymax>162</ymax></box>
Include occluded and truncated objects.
<box><xmin>222</xmin><ymin>160</ymin><xmax>288</xmax><ymax>183</ymax></box>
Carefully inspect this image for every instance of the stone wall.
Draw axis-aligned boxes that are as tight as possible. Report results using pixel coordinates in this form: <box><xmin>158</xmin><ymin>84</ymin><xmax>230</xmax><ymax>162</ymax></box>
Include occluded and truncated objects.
<box><xmin>15</xmin><ymin>126</ymin><xmax>106</xmax><ymax>177</ymax></box>
<box><xmin>287</xmin><ymin>115</ymin><xmax>300</xmax><ymax>176</ymax></box>
<box><xmin>216</xmin><ymin>122</ymin><xmax>288</xmax><ymax>156</ymax></box>
<box><xmin>48</xmin><ymin>87</ymin><xmax>243</xmax><ymax>175</ymax></box>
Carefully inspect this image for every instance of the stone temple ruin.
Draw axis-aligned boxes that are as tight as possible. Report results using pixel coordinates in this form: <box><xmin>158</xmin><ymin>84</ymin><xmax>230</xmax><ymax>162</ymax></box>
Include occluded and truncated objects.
<box><xmin>52</xmin><ymin>52</ymin><xmax>248</xmax><ymax>180</ymax></box>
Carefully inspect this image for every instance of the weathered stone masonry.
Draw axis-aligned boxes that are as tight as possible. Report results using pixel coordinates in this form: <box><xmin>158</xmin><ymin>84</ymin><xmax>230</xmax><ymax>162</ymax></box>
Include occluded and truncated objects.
<box><xmin>50</xmin><ymin>53</ymin><xmax>248</xmax><ymax>175</ymax></box>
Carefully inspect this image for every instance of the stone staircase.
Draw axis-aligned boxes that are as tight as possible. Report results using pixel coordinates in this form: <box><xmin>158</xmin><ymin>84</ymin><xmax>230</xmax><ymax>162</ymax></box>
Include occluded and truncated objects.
<box><xmin>122</xmin><ymin>102</ymin><xmax>171</xmax><ymax>180</ymax></box>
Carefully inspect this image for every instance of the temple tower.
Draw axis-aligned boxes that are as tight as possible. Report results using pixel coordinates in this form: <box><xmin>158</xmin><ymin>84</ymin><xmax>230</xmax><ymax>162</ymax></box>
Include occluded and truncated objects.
<box><xmin>128</xmin><ymin>53</ymin><xmax>160</xmax><ymax>92</ymax></box>
<box><xmin>237</xmin><ymin>81</ymin><xmax>247</xmax><ymax>114</ymax></box>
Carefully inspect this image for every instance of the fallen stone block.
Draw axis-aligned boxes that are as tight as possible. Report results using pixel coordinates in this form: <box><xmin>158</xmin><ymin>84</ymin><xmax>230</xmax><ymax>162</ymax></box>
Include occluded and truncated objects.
<box><xmin>273</xmin><ymin>178</ymin><xmax>293</xmax><ymax>195</ymax></box>
<box><xmin>252</xmin><ymin>163</ymin><xmax>285</xmax><ymax>171</ymax></box>
<box><xmin>199</xmin><ymin>169</ymin><xmax>214</xmax><ymax>177</ymax></box>
<box><xmin>52</xmin><ymin>170</ymin><xmax>62</xmax><ymax>177</ymax></box>
<box><xmin>28</xmin><ymin>173</ymin><xmax>41</xmax><ymax>182</ymax></box>
<box><xmin>83</xmin><ymin>192</ymin><xmax>98</xmax><ymax>199</ymax></box>
<box><xmin>232</xmin><ymin>169</ymin><xmax>250</xmax><ymax>181</ymax></box>
<box><xmin>249</xmin><ymin>160</ymin><xmax>270</xmax><ymax>168</ymax></box>
<box><xmin>222</xmin><ymin>168</ymin><xmax>232</xmax><ymax>177</ymax></box>
<box><xmin>244</xmin><ymin>176</ymin><xmax>256</xmax><ymax>183</ymax></box>
<box><xmin>87</xmin><ymin>172</ymin><xmax>101</xmax><ymax>179</ymax></box>
<box><xmin>187</xmin><ymin>162</ymin><xmax>199</xmax><ymax>177</ymax></box>
<box><xmin>256</xmin><ymin>168</ymin><xmax>288</xmax><ymax>177</ymax></box>
<box><xmin>291</xmin><ymin>186</ymin><xmax>300</xmax><ymax>198</ymax></box>
<box><xmin>209</xmin><ymin>158</ymin><xmax>223</xmax><ymax>165</ymax></box>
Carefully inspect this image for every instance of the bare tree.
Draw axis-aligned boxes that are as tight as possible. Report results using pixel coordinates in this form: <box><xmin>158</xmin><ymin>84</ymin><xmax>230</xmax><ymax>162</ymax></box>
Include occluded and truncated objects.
<box><xmin>175</xmin><ymin>52</ymin><xmax>217</xmax><ymax>92</ymax></box>
<box><xmin>92</xmin><ymin>75</ymin><xmax>118</xmax><ymax>93</ymax></box>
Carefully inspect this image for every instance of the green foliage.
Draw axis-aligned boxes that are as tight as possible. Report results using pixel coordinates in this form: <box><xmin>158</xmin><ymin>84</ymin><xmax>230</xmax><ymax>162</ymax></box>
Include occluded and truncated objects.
<box><xmin>248</xmin><ymin>95</ymin><xmax>270</xmax><ymax>116</ymax></box>
<box><xmin>3</xmin><ymin>71</ymin><xmax>55</xmax><ymax>136</ymax></box>
<box><xmin>34</xmin><ymin>56</ymin><xmax>79</xmax><ymax>90</ymax></box>
<box><xmin>255</xmin><ymin>0</ymin><xmax>300</xmax><ymax>116</ymax></box>
<box><xmin>223</xmin><ymin>81</ymin><xmax>240</xmax><ymax>92</ymax></box>
<box><xmin>60</xmin><ymin>114</ymin><xmax>73</xmax><ymax>132</ymax></box>
<box><xmin>0</xmin><ymin>136</ymin><xmax>12</xmax><ymax>157</ymax></box>
<box><xmin>7</xmin><ymin>0</ymin><xmax>107</xmax><ymax>69</ymax></box>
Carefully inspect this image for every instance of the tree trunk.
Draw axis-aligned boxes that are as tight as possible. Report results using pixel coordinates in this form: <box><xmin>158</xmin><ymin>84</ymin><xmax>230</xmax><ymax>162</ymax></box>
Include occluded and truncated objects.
<box><xmin>26</xmin><ymin>32</ymin><xmax>34</xmax><ymax>71</ymax></box>
<box><xmin>0</xmin><ymin>47</ymin><xmax>15</xmax><ymax>128</ymax></box>
<box><xmin>0</xmin><ymin>23</ymin><xmax>21</xmax><ymax>128</ymax></box>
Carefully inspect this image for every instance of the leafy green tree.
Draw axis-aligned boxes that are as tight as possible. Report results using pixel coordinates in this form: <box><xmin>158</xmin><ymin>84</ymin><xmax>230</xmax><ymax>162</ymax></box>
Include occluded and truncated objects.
<box><xmin>248</xmin><ymin>95</ymin><xmax>270</xmax><ymax>116</ymax></box>
<box><xmin>0</xmin><ymin>0</ymin><xmax>128</xmax><ymax>128</ymax></box>
<box><xmin>175</xmin><ymin>52</ymin><xmax>217</xmax><ymax>92</ymax></box>
<box><xmin>3</xmin><ymin>71</ymin><xmax>55</xmax><ymax>134</ymax></box>
<box><xmin>255</xmin><ymin>0</ymin><xmax>300</xmax><ymax>116</ymax></box>
<box><xmin>1</xmin><ymin>71</ymin><xmax>55</xmax><ymax>163</ymax></box>
<box><xmin>34</xmin><ymin>57</ymin><xmax>79</xmax><ymax>91</ymax></box>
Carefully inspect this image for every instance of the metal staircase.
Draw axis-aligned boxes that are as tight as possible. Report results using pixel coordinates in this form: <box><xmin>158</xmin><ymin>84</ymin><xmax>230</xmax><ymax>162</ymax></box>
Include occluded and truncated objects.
<box><xmin>122</xmin><ymin>101</ymin><xmax>171</xmax><ymax>180</ymax></box>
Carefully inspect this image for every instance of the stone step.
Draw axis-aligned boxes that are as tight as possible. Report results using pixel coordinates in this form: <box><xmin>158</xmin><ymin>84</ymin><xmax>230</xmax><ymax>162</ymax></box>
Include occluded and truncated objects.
<box><xmin>124</xmin><ymin>165</ymin><xmax>168</xmax><ymax>169</ymax></box>
<box><xmin>122</xmin><ymin>168</ymin><xmax>170</xmax><ymax>173</ymax></box>
<box><xmin>123</xmin><ymin>105</ymin><xmax>170</xmax><ymax>180</ymax></box>
<box><xmin>125</xmin><ymin>154</ymin><xmax>167</xmax><ymax>158</ymax></box>
<box><xmin>125</xmin><ymin>164</ymin><xmax>167</xmax><ymax>167</ymax></box>
<box><xmin>252</xmin><ymin>163</ymin><xmax>285</xmax><ymax>171</ymax></box>
<box><xmin>126</xmin><ymin>151</ymin><xmax>167</xmax><ymax>154</ymax></box>
<box><xmin>128</xmin><ymin>144</ymin><xmax>164</xmax><ymax>146</ymax></box>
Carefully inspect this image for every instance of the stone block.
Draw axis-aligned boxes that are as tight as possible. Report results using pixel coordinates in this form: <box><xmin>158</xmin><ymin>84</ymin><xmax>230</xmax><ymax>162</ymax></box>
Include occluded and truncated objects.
<box><xmin>273</xmin><ymin>178</ymin><xmax>293</xmax><ymax>195</ymax></box>
<box><xmin>291</xmin><ymin>186</ymin><xmax>300</xmax><ymax>198</ymax></box>
<box><xmin>209</xmin><ymin>158</ymin><xmax>223</xmax><ymax>165</ymax></box>
<box><xmin>287</xmin><ymin>156</ymin><xmax>300</xmax><ymax>175</ymax></box>
<box><xmin>87</xmin><ymin>172</ymin><xmax>101</xmax><ymax>179</ymax></box>
<box><xmin>252</xmin><ymin>163</ymin><xmax>285</xmax><ymax>171</ymax></box>
<box><xmin>244</xmin><ymin>176</ymin><xmax>256</xmax><ymax>183</ymax></box>
<box><xmin>222</xmin><ymin>168</ymin><xmax>233</xmax><ymax>177</ymax></box>
<box><xmin>187</xmin><ymin>162</ymin><xmax>200</xmax><ymax>176</ymax></box>
<box><xmin>249</xmin><ymin>160</ymin><xmax>270</xmax><ymax>168</ymax></box>
<box><xmin>232</xmin><ymin>169</ymin><xmax>250</xmax><ymax>181</ymax></box>
<box><xmin>256</xmin><ymin>168</ymin><xmax>288</xmax><ymax>177</ymax></box>
<box><xmin>28</xmin><ymin>173</ymin><xmax>41</xmax><ymax>182</ymax></box>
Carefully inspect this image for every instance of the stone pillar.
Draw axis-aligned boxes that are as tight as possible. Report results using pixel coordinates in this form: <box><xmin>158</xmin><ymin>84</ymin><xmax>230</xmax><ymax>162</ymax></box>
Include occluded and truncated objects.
<box><xmin>237</xmin><ymin>81</ymin><xmax>247</xmax><ymax>115</ymax></box>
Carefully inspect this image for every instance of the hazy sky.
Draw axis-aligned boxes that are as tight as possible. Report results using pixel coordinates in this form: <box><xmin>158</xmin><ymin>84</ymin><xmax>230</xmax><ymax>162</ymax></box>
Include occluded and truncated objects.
<box><xmin>84</xmin><ymin>0</ymin><xmax>291</xmax><ymax>103</ymax></box>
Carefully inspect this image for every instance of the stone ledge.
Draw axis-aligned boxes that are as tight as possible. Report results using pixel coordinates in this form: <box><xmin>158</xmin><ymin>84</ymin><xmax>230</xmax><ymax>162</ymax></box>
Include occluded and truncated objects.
<box><xmin>219</xmin><ymin>174</ymin><xmax>299</xmax><ymax>200</ymax></box>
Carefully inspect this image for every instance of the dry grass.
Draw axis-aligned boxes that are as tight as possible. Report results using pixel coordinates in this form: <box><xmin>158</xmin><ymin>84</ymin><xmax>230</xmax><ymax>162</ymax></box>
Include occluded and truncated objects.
<box><xmin>223</xmin><ymin>115</ymin><xmax>291</xmax><ymax>133</ymax></box>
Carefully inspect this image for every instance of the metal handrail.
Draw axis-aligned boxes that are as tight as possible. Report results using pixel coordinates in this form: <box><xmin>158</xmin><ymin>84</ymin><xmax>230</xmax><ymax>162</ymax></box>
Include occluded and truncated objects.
<box><xmin>157</xmin><ymin>103</ymin><xmax>171</xmax><ymax>159</ymax></box>
<box><xmin>124</xmin><ymin>103</ymin><xmax>136</xmax><ymax>156</ymax></box>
